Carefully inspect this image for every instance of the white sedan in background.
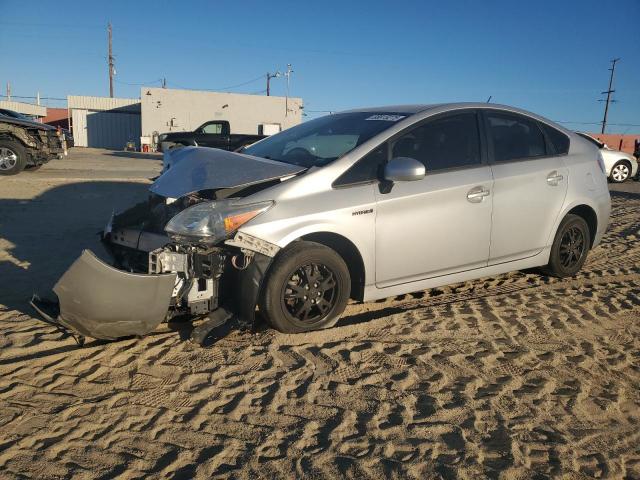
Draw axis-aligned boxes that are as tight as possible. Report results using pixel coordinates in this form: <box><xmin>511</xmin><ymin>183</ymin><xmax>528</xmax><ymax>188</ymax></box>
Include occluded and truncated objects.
<box><xmin>576</xmin><ymin>132</ymin><xmax>638</xmax><ymax>182</ymax></box>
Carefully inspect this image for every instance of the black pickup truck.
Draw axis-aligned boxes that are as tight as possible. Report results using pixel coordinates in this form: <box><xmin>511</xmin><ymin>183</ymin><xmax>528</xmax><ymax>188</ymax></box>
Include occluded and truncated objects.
<box><xmin>157</xmin><ymin>120</ymin><xmax>265</xmax><ymax>152</ymax></box>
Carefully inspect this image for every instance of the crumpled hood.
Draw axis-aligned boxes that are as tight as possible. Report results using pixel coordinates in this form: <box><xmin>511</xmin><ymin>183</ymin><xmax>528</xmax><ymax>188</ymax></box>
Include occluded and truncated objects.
<box><xmin>150</xmin><ymin>146</ymin><xmax>306</xmax><ymax>198</ymax></box>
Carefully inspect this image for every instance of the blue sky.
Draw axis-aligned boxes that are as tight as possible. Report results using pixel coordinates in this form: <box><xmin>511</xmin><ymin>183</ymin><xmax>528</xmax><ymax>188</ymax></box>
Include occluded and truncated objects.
<box><xmin>1</xmin><ymin>0</ymin><xmax>639</xmax><ymax>132</ymax></box>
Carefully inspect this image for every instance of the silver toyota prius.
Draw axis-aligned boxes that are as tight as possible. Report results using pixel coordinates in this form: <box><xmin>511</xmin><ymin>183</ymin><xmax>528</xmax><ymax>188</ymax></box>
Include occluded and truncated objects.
<box><xmin>37</xmin><ymin>103</ymin><xmax>611</xmax><ymax>341</ymax></box>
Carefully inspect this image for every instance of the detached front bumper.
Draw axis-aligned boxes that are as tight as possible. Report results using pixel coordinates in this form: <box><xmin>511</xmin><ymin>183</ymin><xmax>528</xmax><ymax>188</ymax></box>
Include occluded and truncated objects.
<box><xmin>33</xmin><ymin>220</ymin><xmax>277</xmax><ymax>343</ymax></box>
<box><xmin>50</xmin><ymin>250</ymin><xmax>176</xmax><ymax>340</ymax></box>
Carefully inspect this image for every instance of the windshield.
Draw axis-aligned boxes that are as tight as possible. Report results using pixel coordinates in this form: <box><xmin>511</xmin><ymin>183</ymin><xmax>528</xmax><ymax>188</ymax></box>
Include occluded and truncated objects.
<box><xmin>243</xmin><ymin>112</ymin><xmax>409</xmax><ymax>167</ymax></box>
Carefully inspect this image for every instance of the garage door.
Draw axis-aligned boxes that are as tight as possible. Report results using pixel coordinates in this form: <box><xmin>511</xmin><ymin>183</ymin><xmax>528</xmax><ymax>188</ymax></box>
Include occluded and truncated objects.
<box><xmin>84</xmin><ymin>111</ymin><xmax>141</xmax><ymax>149</ymax></box>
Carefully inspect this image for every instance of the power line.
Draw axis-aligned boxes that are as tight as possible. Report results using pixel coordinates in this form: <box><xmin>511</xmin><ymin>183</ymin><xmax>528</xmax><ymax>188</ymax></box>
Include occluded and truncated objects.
<box><xmin>554</xmin><ymin>120</ymin><xmax>640</xmax><ymax>128</ymax></box>
<box><xmin>114</xmin><ymin>78</ymin><xmax>163</xmax><ymax>86</ymax></box>
<box><xmin>168</xmin><ymin>74</ymin><xmax>266</xmax><ymax>92</ymax></box>
<box><xmin>0</xmin><ymin>94</ymin><xmax>66</xmax><ymax>101</ymax></box>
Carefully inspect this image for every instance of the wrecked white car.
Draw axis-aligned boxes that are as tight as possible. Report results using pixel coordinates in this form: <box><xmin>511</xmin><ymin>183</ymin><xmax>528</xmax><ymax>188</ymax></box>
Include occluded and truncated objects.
<box><xmin>33</xmin><ymin>104</ymin><xmax>611</xmax><ymax>344</ymax></box>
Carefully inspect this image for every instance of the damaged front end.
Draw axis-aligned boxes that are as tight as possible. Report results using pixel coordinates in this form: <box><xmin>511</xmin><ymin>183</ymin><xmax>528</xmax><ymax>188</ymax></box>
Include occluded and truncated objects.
<box><xmin>33</xmin><ymin>147</ymin><xmax>303</xmax><ymax>343</ymax></box>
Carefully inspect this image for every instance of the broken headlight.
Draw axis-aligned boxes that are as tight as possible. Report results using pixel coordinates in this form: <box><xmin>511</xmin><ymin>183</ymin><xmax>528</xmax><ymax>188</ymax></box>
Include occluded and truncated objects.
<box><xmin>165</xmin><ymin>199</ymin><xmax>273</xmax><ymax>245</ymax></box>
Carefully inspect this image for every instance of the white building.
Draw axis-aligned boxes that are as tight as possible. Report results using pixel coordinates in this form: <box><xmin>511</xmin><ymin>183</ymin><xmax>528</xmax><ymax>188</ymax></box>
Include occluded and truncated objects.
<box><xmin>141</xmin><ymin>88</ymin><xmax>302</xmax><ymax>138</ymax></box>
<box><xmin>0</xmin><ymin>100</ymin><xmax>47</xmax><ymax>119</ymax></box>
<box><xmin>67</xmin><ymin>88</ymin><xmax>303</xmax><ymax>150</ymax></box>
<box><xmin>68</xmin><ymin>96</ymin><xmax>141</xmax><ymax>149</ymax></box>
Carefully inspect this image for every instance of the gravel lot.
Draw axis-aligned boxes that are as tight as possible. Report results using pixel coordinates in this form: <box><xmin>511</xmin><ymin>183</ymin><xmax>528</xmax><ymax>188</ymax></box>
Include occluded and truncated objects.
<box><xmin>1</xmin><ymin>149</ymin><xmax>639</xmax><ymax>479</ymax></box>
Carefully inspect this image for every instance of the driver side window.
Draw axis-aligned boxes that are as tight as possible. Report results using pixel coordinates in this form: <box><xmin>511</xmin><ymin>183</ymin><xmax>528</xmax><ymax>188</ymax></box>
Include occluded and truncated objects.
<box><xmin>391</xmin><ymin>112</ymin><xmax>481</xmax><ymax>172</ymax></box>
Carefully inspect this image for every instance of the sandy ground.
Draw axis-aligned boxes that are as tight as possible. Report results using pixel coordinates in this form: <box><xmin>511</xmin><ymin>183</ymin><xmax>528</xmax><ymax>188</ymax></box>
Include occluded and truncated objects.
<box><xmin>0</xmin><ymin>149</ymin><xmax>639</xmax><ymax>479</ymax></box>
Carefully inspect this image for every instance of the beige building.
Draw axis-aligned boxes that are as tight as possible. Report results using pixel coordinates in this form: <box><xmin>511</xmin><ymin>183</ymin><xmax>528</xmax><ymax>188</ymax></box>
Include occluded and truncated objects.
<box><xmin>140</xmin><ymin>88</ymin><xmax>302</xmax><ymax>138</ymax></box>
<box><xmin>0</xmin><ymin>100</ymin><xmax>47</xmax><ymax>118</ymax></box>
<box><xmin>64</xmin><ymin>89</ymin><xmax>302</xmax><ymax>149</ymax></box>
<box><xmin>68</xmin><ymin>95</ymin><xmax>141</xmax><ymax>148</ymax></box>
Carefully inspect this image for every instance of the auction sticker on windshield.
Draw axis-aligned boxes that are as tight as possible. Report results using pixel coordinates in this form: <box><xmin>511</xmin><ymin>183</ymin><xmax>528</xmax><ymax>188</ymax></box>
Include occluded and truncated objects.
<box><xmin>365</xmin><ymin>114</ymin><xmax>406</xmax><ymax>121</ymax></box>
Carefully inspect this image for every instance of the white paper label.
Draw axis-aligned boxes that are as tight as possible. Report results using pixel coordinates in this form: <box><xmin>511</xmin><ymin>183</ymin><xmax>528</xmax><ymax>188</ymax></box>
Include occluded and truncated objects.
<box><xmin>365</xmin><ymin>114</ymin><xmax>406</xmax><ymax>121</ymax></box>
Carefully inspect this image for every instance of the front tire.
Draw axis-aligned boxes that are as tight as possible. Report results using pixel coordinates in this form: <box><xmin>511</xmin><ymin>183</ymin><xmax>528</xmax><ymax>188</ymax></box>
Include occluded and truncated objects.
<box><xmin>544</xmin><ymin>214</ymin><xmax>590</xmax><ymax>278</ymax></box>
<box><xmin>0</xmin><ymin>139</ymin><xmax>27</xmax><ymax>175</ymax></box>
<box><xmin>260</xmin><ymin>241</ymin><xmax>350</xmax><ymax>333</ymax></box>
<box><xmin>609</xmin><ymin>160</ymin><xmax>631</xmax><ymax>183</ymax></box>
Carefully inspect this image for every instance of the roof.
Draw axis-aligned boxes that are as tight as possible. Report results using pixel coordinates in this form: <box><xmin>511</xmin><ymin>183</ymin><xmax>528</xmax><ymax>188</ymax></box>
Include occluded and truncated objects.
<box><xmin>43</xmin><ymin>107</ymin><xmax>69</xmax><ymax>123</ymax></box>
<box><xmin>341</xmin><ymin>102</ymin><xmax>546</xmax><ymax>114</ymax></box>
<box><xmin>67</xmin><ymin>95</ymin><xmax>140</xmax><ymax>112</ymax></box>
<box><xmin>340</xmin><ymin>102</ymin><xmax>570</xmax><ymax>133</ymax></box>
<box><xmin>0</xmin><ymin>100</ymin><xmax>47</xmax><ymax>117</ymax></box>
<box><xmin>339</xmin><ymin>104</ymin><xmax>438</xmax><ymax>114</ymax></box>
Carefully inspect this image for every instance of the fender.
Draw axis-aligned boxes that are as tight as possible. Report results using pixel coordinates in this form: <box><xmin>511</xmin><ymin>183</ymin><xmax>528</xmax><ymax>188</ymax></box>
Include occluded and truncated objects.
<box><xmin>250</xmin><ymin>221</ymin><xmax>373</xmax><ymax>285</ymax></box>
<box><xmin>547</xmin><ymin>194</ymin><xmax>611</xmax><ymax>248</ymax></box>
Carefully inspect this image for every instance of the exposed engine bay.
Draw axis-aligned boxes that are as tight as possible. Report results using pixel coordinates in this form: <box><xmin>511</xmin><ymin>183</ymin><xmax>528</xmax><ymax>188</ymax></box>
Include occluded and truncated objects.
<box><xmin>32</xmin><ymin>146</ymin><xmax>304</xmax><ymax>344</ymax></box>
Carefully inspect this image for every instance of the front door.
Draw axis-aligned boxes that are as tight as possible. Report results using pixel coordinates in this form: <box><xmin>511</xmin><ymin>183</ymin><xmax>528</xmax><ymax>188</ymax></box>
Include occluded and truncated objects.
<box><xmin>374</xmin><ymin>111</ymin><xmax>493</xmax><ymax>288</ymax></box>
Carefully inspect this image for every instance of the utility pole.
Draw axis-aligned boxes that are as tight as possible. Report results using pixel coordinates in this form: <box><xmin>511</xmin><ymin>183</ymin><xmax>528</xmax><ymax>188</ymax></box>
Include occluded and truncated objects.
<box><xmin>108</xmin><ymin>22</ymin><xmax>115</xmax><ymax>98</ymax></box>
<box><xmin>6</xmin><ymin>82</ymin><xmax>11</xmax><ymax>101</ymax></box>
<box><xmin>284</xmin><ymin>64</ymin><xmax>293</xmax><ymax>115</ymax></box>
<box><xmin>266</xmin><ymin>71</ymin><xmax>281</xmax><ymax>96</ymax></box>
<box><xmin>600</xmin><ymin>58</ymin><xmax>620</xmax><ymax>134</ymax></box>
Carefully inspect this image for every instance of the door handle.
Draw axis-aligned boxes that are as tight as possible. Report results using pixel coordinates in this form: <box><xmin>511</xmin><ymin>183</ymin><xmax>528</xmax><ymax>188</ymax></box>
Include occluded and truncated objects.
<box><xmin>467</xmin><ymin>186</ymin><xmax>490</xmax><ymax>203</ymax></box>
<box><xmin>547</xmin><ymin>171</ymin><xmax>564</xmax><ymax>186</ymax></box>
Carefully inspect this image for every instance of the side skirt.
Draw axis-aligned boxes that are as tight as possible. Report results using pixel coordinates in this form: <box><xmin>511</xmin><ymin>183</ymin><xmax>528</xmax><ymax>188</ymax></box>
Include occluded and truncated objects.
<box><xmin>362</xmin><ymin>247</ymin><xmax>551</xmax><ymax>302</ymax></box>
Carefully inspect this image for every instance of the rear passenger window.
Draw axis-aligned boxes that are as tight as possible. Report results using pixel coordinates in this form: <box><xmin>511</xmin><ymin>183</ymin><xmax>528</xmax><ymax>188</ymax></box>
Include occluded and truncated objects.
<box><xmin>391</xmin><ymin>112</ymin><xmax>481</xmax><ymax>172</ymax></box>
<box><xmin>540</xmin><ymin>123</ymin><xmax>570</xmax><ymax>155</ymax></box>
<box><xmin>485</xmin><ymin>112</ymin><xmax>547</xmax><ymax>162</ymax></box>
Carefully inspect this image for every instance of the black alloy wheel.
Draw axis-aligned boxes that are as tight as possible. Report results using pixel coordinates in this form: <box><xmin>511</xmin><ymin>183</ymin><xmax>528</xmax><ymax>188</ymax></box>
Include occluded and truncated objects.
<box><xmin>544</xmin><ymin>214</ymin><xmax>590</xmax><ymax>278</ymax></box>
<box><xmin>558</xmin><ymin>226</ymin><xmax>586</xmax><ymax>270</ymax></box>
<box><xmin>260</xmin><ymin>241</ymin><xmax>351</xmax><ymax>333</ymax></box>
<box><xmin>282</xmin><ymin>263</ymin><xmax>338</xmax><ymax>323</ymax></box>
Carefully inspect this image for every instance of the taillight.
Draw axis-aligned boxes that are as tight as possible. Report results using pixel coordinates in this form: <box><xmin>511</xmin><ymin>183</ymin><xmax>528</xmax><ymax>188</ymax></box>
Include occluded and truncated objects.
<box><xmin>596</xmin><ymin>152</ymin><xmax>606</xmax><ymax>174</ymax></box>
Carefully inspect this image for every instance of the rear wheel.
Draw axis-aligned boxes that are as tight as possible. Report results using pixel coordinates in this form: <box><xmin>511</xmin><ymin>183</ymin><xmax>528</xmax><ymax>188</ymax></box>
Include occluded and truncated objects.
<box><xmin>0</xmin><ymin>140</ymin><xmax>27</xmax><ymax>175</ymax></box>
<box><xmin>544</xmin><ymin>214</ymin><xmax>590</xmax><ymax>277</ymax></box>
<box><xmin>260</xmin><ymin>241</ymin><xmax>350</xmax><ymax>333</ymax></box>
<box><xmin>609</xmin><ymin>160</ymin><xmax>631</xmax><ymax>183</ymax></box>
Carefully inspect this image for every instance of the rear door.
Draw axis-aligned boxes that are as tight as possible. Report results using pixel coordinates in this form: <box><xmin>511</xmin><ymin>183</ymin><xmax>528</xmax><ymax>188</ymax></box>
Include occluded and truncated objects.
<box><xmin>483</xmin><ymin>110</ymin><xmax>569</xmax><ymax>264</ymax></box>
<box><xmin>374</xmin><ymin>110</ymin><xmax>493</xmax><ymax>287</ymax></box>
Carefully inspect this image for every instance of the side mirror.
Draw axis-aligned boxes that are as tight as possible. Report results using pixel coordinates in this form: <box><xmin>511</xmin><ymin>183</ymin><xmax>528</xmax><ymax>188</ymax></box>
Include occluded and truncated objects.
<box><xmin>383</xmin><ymin>157</ymin><xmax>425</xmax><ymax>182</ymax></box>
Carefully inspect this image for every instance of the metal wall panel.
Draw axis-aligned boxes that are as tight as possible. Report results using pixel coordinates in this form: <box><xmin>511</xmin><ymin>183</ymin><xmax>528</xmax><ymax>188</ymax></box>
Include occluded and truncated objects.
<box><xmin>67</xmin><ymin>96</ymin><xmax>140</xmax><ymax>112</ymax></box>
<box><xmin>85</xmin><ymin>111</ymin><xmax>141</xmax><ymax>149</ymax></box>
<box><xmin>72</xmin><ymin>109</ymin><xmax>88</xmax><ymax>147</ymax></box>
<box><xmin>0</xmin><ymin>100</ymin><xmax>47</xmax><ymax>117</ymax></box>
